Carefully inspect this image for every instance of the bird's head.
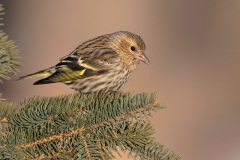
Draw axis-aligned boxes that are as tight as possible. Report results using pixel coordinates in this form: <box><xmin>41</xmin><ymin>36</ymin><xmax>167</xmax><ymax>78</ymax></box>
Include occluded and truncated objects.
<box><xmin>111</xmin><ymin>31</ymin><xmax>150</xmax><ymax>66</ymax></box>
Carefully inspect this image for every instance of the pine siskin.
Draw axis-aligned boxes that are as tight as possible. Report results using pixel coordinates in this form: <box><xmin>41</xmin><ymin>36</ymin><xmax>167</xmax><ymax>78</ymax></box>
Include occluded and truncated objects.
<box><xmin>18</xmin><ymin>31</ymin><xmax>149</xmax><ymax>93</ymax></box>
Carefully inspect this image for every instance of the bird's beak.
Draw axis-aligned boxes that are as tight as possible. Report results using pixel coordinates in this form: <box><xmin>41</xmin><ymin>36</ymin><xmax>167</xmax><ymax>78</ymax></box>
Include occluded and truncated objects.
<box><xmin>138</xmin><ymin>53</ymin><xmax>150</xmax><ymax>64</ymax></box>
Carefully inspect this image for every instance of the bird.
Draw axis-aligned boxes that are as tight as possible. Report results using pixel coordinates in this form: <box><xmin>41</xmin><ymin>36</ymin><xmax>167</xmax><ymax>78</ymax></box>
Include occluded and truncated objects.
<box><xmin>17</xmin><ymin>31</ymin><xmax>150</xmax><ymax>93</ymax></box>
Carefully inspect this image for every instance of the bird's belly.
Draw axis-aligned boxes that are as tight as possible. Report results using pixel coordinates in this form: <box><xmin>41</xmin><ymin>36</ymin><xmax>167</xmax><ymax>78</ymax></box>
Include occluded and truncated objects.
<box><xmin>66</xmin><ymin>69</ymin><xmax>133</xmax><ymax>93</ymax></box>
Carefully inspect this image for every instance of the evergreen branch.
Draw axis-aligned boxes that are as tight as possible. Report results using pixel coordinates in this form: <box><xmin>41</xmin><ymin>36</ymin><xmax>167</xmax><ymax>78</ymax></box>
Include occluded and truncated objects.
<box><xmin>140</xmin><ymin>142</ymin><xmax>183</xmax><ymax>160</ymax></box>
<box><xmin>0</xmin><ymin>92</ymin><xmax>184</xmax><ymax>160</ymax></box>
<box><xmin>0</xmin><ymin>4</ymin><xmax>4</xmax><ymax>26</ymax></box>
<box><xmin>0</xmin><ymin>102</ymin><xmax>18</xmax><ymax>134</ymax></box>
<box><xmin>97</xmin><ymin>139</ymin><xmax>107</xmax><ymax>160</ymax></box>
<box><xmin>127</xmin><ymin>140</ymin><xmax>183</xmax><ymax>160</ymax></box>
<box><xmin>79</xmin><ymin>128</ymin><xmax>91</xmax><ymax>160</ymax></box>
<box><xmin>0</xmin><ymin>4</ymin><xmax>20</xmax><ymax>103</ymax></box>
<box><xmin>0</xmin><ymin>102</ymin><xmax>17</xmax><ymax>122</ymax></box>
<box><xmin>0</xmin><ymin>30</ymin><xmax>20</xmax><ymax>83</ymax></box>
<box><xmin>97</xmin><ymin>121</ymin><xmax>183</xmax><ymax>160</ymax></box>
<box><xmin>13</xmin><ymin>93</ymin><xmax>159</xmax><ymax>149</ymax></box>
<box><xmin>0</xmin><ymin>130</ymin><xmax>26</xmax><ymax>160</ymax></box>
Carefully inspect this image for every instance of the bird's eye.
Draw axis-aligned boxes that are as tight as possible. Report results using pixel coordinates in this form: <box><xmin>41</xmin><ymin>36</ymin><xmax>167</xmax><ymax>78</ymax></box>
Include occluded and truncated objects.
<box><xmin>131</xmin><ymin>46</ymin><xmax>136</xmax><ymax>51</ymax></box>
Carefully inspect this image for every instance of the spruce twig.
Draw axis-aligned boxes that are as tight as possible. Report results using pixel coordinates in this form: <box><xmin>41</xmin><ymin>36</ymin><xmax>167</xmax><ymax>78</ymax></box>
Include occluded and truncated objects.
<box><xmin>0</xmin><ymin>30</ymin><xmax>20</xmax><ymax>83</ymax></box>
<box><xmin>0</xmin><ymin>4</ymin><xmax>20</xmax><ymax>107</ymax></box>
<box><xmin>0</xmin><ymin>93</ymin><xmax>183</xmax><ymax>160</ymax></box>
<box><xmin>0</xmin><ymin>4</ymin><xmax>20</xmax><ymax>84</ymax></box>
<box><xmin>0</xmin><ymin>4</ymin><xmax>4</xmax><ymax>26</ymax></box>
<box><xmin>0</xmin><ymin>93</ymin><xmax>4</xmax><ymax>101</ymax></box>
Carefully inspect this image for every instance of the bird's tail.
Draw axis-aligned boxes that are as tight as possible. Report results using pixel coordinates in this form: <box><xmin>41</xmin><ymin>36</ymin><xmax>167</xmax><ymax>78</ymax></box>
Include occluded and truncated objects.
<box><xmin>16</xmin><ymin>68</ymin><xmax>54</xmax><ymax>81</ymax></box>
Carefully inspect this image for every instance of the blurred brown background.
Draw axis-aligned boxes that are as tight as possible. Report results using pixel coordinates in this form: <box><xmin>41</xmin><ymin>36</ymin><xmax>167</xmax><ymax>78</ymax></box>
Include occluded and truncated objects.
<box><xmin>1</xmin><ymin>0</ymin><xmax>240</xmax><ymax>159</ymax></box>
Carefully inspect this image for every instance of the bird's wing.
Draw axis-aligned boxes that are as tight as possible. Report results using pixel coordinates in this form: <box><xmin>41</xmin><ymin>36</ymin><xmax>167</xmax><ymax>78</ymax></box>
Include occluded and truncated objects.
<box><xmin>34</xmin><ymin>48</ymin><xmax>120</xmax><ymax>84</ymax></box>
<box><xmin>77</xmin><ymin>47</ymin><xmax>121</xmax><ymax>71</ymax></box>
